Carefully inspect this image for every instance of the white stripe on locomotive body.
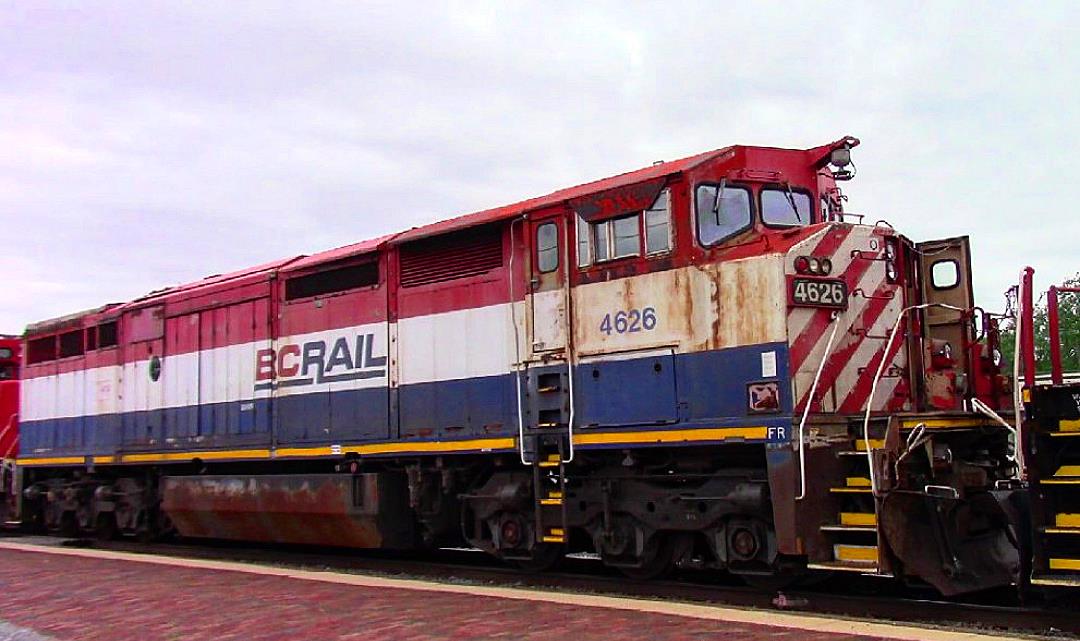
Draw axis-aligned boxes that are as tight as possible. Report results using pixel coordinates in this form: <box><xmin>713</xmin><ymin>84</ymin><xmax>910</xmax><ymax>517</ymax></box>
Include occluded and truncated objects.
<box><xmin>22</xmin><ymin>366</ymin><xmax>122</xmax><ymax>422</ymax></box>
<box><xmin>262</xmin><ymin>320</ymin><xmax>389</xmax><ymax>398</ymax></box>
<box><xmin>570</xmin><ymin>255</ymin><xmax>787</xmax><ymax>357</ymax></box>
<box><xmin>398</xmin><ymin>303</ymin><xmax>522</xmax><ymax>384</ymax></box>
<box><xmin>21</xmin><ymin>308</ymin><xmax>523</xmax><ymax>422</ymax></box>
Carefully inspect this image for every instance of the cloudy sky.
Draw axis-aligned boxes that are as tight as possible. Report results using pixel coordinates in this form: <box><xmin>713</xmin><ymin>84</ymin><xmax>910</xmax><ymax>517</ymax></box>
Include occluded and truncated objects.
<box><xmin>1</xmin><ymin>2</ymin><xmax>1077</xmax><ymax>331</ymax></box>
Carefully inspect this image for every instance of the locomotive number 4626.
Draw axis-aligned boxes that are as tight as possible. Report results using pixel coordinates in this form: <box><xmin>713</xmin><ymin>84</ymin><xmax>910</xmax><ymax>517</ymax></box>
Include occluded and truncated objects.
<box><xmin>599</xmin><ymin>307</ymin><xmax>657</xmax><ymax>335</ymax></box>
<box><xmin>790</xmin><ymin>278</ymin><xmax>848</xmax><ymax>309</ymax></box>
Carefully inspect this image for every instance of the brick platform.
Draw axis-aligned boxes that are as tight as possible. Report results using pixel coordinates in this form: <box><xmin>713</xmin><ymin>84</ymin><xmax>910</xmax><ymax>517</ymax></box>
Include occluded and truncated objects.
<box><xmin>0</xmin><ymin>544</ymin><xmax>1003</xmax><ymax>641</ymax></box>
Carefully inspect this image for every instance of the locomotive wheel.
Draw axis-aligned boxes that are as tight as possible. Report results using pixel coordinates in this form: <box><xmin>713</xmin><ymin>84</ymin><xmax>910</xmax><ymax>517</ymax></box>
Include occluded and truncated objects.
<box><xmin>513</xmin><ymin>543</ymin><xmax>564</xmax><ymax>573</ymax></box>
<box><xmin>616</xmin><ymin>535</ymin><xmax>679</xmax><ymax>580</ymax></box>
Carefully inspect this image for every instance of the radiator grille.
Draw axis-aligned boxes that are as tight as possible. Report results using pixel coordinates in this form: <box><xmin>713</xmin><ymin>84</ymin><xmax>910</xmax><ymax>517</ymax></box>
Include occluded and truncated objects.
<box><xmin>399</xmin><ymin>225</ymin><xmax>503</xmax><ymax>287</ymax></box>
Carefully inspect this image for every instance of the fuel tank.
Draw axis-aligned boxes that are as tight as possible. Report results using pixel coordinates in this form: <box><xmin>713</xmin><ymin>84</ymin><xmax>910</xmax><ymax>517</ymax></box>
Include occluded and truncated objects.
<box><xmin>161</xmin><ymin>473</ymin><xmax>416</xmax><ymax>548</ymax></box>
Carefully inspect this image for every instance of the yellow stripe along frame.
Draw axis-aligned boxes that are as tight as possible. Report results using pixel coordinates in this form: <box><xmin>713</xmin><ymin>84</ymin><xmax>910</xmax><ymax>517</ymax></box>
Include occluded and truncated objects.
<box><xmin>17</xmin><ymin>426</ymin><xmax>770</xmax><ymax>467</ymax></box>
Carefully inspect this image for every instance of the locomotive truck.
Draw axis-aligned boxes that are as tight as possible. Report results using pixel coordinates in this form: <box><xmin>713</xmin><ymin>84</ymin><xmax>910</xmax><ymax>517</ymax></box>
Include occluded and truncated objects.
<box><xmin>11</xmin><ymin>137</ymin><xmax>1031</xmax><ymax>595</ymax></box>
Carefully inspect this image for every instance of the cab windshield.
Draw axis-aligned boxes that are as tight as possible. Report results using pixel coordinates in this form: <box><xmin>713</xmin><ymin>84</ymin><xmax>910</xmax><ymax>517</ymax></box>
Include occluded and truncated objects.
<box><xmin>761</xmin><ymin>188</ymin><xmax>812</xmax><ymax>227</ymax></box>
<box><xmin>695</xmin><ymin>183</ymin><xmax>752</xmax><ymax>246</ymax></box>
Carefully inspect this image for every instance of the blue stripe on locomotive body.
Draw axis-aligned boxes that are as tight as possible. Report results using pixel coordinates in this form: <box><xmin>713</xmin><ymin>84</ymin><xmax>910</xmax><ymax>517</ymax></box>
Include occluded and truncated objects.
<box><xmin>19</xmin><ymin>342</ymin><xmax>792</xmax><ymax>459</ymax></box>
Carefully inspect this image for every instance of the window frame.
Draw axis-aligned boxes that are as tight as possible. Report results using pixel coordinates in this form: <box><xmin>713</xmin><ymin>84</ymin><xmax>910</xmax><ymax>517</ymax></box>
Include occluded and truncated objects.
<box><xmin>26</xmin><ymin>335</ymin><xmax>57</xmax><ymax>365</ymax></box>
<box><xmin>97</xmin><ymin>321</ymin><xmax>119</xmax><ymax>349</ymax></box>
<box><xmin>284</xmin><ymin>258</ymin><xmax>381</xmax><ymax>303</ymax></box>
<box><xmin>58</xmin><ymin>329</ymin><xmax>84</xmax><ymax>359</ymax></box>
<box><xmin>576</xmin><ymin>215</ymin><xmax>592</xmax><ymax>267</ymax></box>
<box><xmin>575</xmin><ymin>188</ymin><xmax>673</xmax><ymax>269</ymax></box>
<box><xmin>643</xmin><ymin>188</ymin><xmax>672</xmax><ymax>256</ymax></box>
<box><xmin>930</xmin><ymin>258</ymin><xmax>961</xmax><ymax>290</ymax></box>
<box><xmin>535</xmin><ymin>222</ymin><xmax>559</xmax><ymax>274</ymax></box>
<box><xmin>694</xmin><ymin>182</ymin><xmax>754</xmax><ymax>248</ymax></box>
<box><xmin>586</xmin><ymin>212</ymin><xmax>641</xmax><ymax>264</ymax></box>
<box><xmin>759</xmin><ymin>185</ymin><xmax>815</xmax><ymax>229</ymax></box>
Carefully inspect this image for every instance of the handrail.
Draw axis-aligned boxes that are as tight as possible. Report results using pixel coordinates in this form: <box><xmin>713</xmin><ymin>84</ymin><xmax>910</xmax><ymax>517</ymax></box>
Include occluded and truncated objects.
<box><xmin>561</xmin><ymin>219</ymin><xmax>575</xmax><ymax>464</ymax></box>
<box><xmin>1013</xmin><ymin>268</ymin><xmax>1031</xmax><ymax>481</ymax></box>
<box><xmin>1049</xmin><ymin>285</ymin><xmax>1080</xmax><ymax>385</ymax></box>
<box><xmin>795</xmin><ymin>311</ymin><xmax>841</xmax><ymax>501</ymax></box>
<box><xmin>508</xmin><ymin>217</ymin><xmax>529</xmax><ymax>465</ymax></box>
<box><xmin>863</xmin><ymin>302</ymin><xmax>966</xmax><ymax>495</ymax></box>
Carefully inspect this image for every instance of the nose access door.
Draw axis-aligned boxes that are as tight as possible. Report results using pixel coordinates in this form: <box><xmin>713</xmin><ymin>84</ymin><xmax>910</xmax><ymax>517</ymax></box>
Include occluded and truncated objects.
<box><xmin>916</xmin><ymin>236</ymin><xmax>974</xmax><ymax>407</ymax></box>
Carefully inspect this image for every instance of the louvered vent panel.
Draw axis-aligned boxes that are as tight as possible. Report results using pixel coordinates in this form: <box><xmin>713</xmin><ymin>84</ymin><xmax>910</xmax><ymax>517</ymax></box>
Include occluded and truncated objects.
<box><xmin>399</xmin><ymin>224</ymin><xmax>504</xmax><ymax>288</ymax></box>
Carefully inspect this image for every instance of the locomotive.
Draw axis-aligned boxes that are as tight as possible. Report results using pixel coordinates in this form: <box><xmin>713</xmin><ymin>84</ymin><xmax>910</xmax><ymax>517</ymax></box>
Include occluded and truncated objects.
<box><xmin>11</xmin><ymin>136</ymin><xmax>1032</xmax><ymax>595</ymax></box>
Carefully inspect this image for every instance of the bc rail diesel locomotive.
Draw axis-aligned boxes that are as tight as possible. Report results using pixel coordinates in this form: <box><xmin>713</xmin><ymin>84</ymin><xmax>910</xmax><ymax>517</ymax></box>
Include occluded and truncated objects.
<box><xmin>10</xmin><ymin>137</ymin><xmax>1048</xmax><ymax>595</ymax></box>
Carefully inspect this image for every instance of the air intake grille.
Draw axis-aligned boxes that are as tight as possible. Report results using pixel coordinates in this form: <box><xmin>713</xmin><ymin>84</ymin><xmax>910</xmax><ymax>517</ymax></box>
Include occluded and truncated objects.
<box><xmin>399</xmin><ymin>225</ymin><xmax>504</xmax><ymax>288</ymax></box>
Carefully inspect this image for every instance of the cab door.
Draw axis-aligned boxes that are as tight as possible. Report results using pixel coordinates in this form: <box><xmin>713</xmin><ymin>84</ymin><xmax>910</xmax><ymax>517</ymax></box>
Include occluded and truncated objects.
<box><xmin>528</xmin><ymin>216</ymin><xmax>568</xmax><ymax>353</ymax></box>
<box><xmin>524</xmin><ymin>214</ymin><xmax>573</xmax><ymax>445</ymax></box>
<box><xmin>916</xmin><ymin>236</ymin><xmax>974</xmax><ymax>408</ymax></box>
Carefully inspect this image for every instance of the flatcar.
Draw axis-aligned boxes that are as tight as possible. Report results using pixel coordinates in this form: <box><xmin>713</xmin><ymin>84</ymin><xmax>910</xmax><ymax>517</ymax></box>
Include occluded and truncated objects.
<box><xmin>13</xmin><ymin>137</ymin><xmax>1025</xmax><ymax>595</ymax></box>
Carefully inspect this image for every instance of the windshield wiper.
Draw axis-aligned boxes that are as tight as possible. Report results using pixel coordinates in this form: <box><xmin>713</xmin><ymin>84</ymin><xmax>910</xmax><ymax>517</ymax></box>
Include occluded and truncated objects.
<box><xmin>711</xmin><ymin>178</ymin><xmax>727</xmax><ymax>224</ymax></box>
<box><xmin>784</xmin><ymin>183</ymin><xmax>802</xmax><ymax>223</ymax></box>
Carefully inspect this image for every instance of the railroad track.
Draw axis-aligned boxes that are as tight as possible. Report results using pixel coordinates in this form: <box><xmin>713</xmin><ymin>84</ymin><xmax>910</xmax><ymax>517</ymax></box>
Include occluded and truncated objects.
<box><xmin>4</xmin><ymin>533</ymin><xmax>1075</xmax><ymax>639</ymax></box>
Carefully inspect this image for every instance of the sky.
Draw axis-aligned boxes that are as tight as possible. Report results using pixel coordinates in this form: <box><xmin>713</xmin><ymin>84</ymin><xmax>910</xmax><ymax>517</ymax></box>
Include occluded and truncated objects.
<box><xmin>1</xmin><ymin>1</ymin><xmax>1078</xmax><ymax>331</ymax></box>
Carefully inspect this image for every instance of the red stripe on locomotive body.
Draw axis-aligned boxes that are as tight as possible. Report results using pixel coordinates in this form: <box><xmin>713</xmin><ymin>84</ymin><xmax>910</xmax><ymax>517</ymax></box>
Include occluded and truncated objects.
<box><xmin>794</xmin><ymin>278</ymin><xmax>896</xmax><ymax>412</ymax></box>
<box><xmin>396</xmin><ymin>274</ymin><xmax>515</xmax><ymax>320</ymax></box>
<box><xmin>787</xmin><ymin>230</ymin><xmax>877</xmax><ymax>374</ymax></box>
<box><xmin>837</xmin><ymin>315</ymin><xmax>909</xmax><ymax>414</ymax></box>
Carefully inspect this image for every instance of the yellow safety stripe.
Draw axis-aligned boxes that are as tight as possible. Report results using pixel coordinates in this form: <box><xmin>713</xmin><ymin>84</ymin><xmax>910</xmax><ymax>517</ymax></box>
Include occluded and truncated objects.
<box><xmin>276</xmin><ymin>437</ymin><xmax>517</xmax><ymax>458</ymax></box>
<box><xmin>1056</xmin><ymin>514</ymin><xmax>1080</xmax><ymax>528</ymax></box>
<box><xmin>846</xmin><ymin>477</ymin><xmax>872</xmax><ymax>488</ymax></box>
<box><xmin>835</xmin><ymin>544</ymin><xmax>878</xmax><ymax>562</ymax></box>
<box><xmin>854</xmin><ymin>439</ymin><xmax>885</xmax><ymax>452</ymax></box>
<box><xmin>13</xmin><ymin>456</ymin><xmax>85</xmax><ymax>466</ymax></box>
<box><xmin>1049</xmin><ymin>558</ymin><xmax>1080</xmax><ymax>571</ymax></box>
<box><xmin>1055</xmin><ymin>465</ymin><xmax>1080</xmax><ymax>478</ymax></box>
<box><xmin>1060</xmin><ymin>419</ymin><xmax>1080</xmax><ymax>433</ymax></box>
<box><xmin>900</xmin><ymin>418</ymin><xmax>991</xmax><ymax>429</ymax></box>
<box><xmin>19</xmin><ymin>438</ymin><xmax>516</xmax><ymax>466</ymax></box>
<box><xmin>573</xmin><ymin>426</ymin><xmax>768</xmax><ymax>446</ymax></box>
<box><xmin>840</xmin><ymin>512</ymin><xmax>876</xmax><ymax>527</ymax></box>
<box><xmin>18</xmin><ymin>426</ymin><xmax>773</xmax><ymax>467</ymax></box>
<box><xmin>121</xmin><ymin>449</ymin><xmax>270</xmax><ymax>464</ymax></box>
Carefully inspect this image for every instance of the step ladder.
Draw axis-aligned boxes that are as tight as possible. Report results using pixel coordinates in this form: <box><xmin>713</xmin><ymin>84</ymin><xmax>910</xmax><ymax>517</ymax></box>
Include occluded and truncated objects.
<box><xmin>808</xmin><ymin>434</ymin><xmax>885</xmax><ymax>574</ymax></box>
<box><xmin>533</xmin><ymin>442</ymin><xmax>568</xmax><ymax>546</ymax></box>
<box><xmin>1028</xmin><ymin>383</ymin><xmax>1080</xmax><ymax>586</ymax></box>
<box><xmin>521</xmin><ymin>365</ymin><xmax>572</xmax><ymax>548</ymax></box>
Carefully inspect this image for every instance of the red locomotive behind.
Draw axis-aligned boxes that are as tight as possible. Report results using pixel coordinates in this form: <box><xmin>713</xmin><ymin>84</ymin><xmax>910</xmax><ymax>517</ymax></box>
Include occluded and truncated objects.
<box><xmin>8</xmin><ymin>137</ymin><xmax>1035</xmax><ymax>595</ymax></box>
<box><xmin>0</xmin><ymin>335</ymin><xmax>20</xmax><ymax>521</ymax></box>
<box><xmin>0</xmin><ymin>335</ymin><xmax>18</xmax><ymax>460</ymax></box>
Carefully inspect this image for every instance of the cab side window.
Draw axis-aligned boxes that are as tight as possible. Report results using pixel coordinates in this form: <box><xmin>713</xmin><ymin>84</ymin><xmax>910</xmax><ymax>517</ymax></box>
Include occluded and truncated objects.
<box><xmin>576</xmin><ymin>189</ymin><xmax>671</xmax><ymax>267</ymax></box>
<box><xmin>536</xmin><ymin>222</ymin><xmax>559</xmax><ymax>273</ymax></box>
